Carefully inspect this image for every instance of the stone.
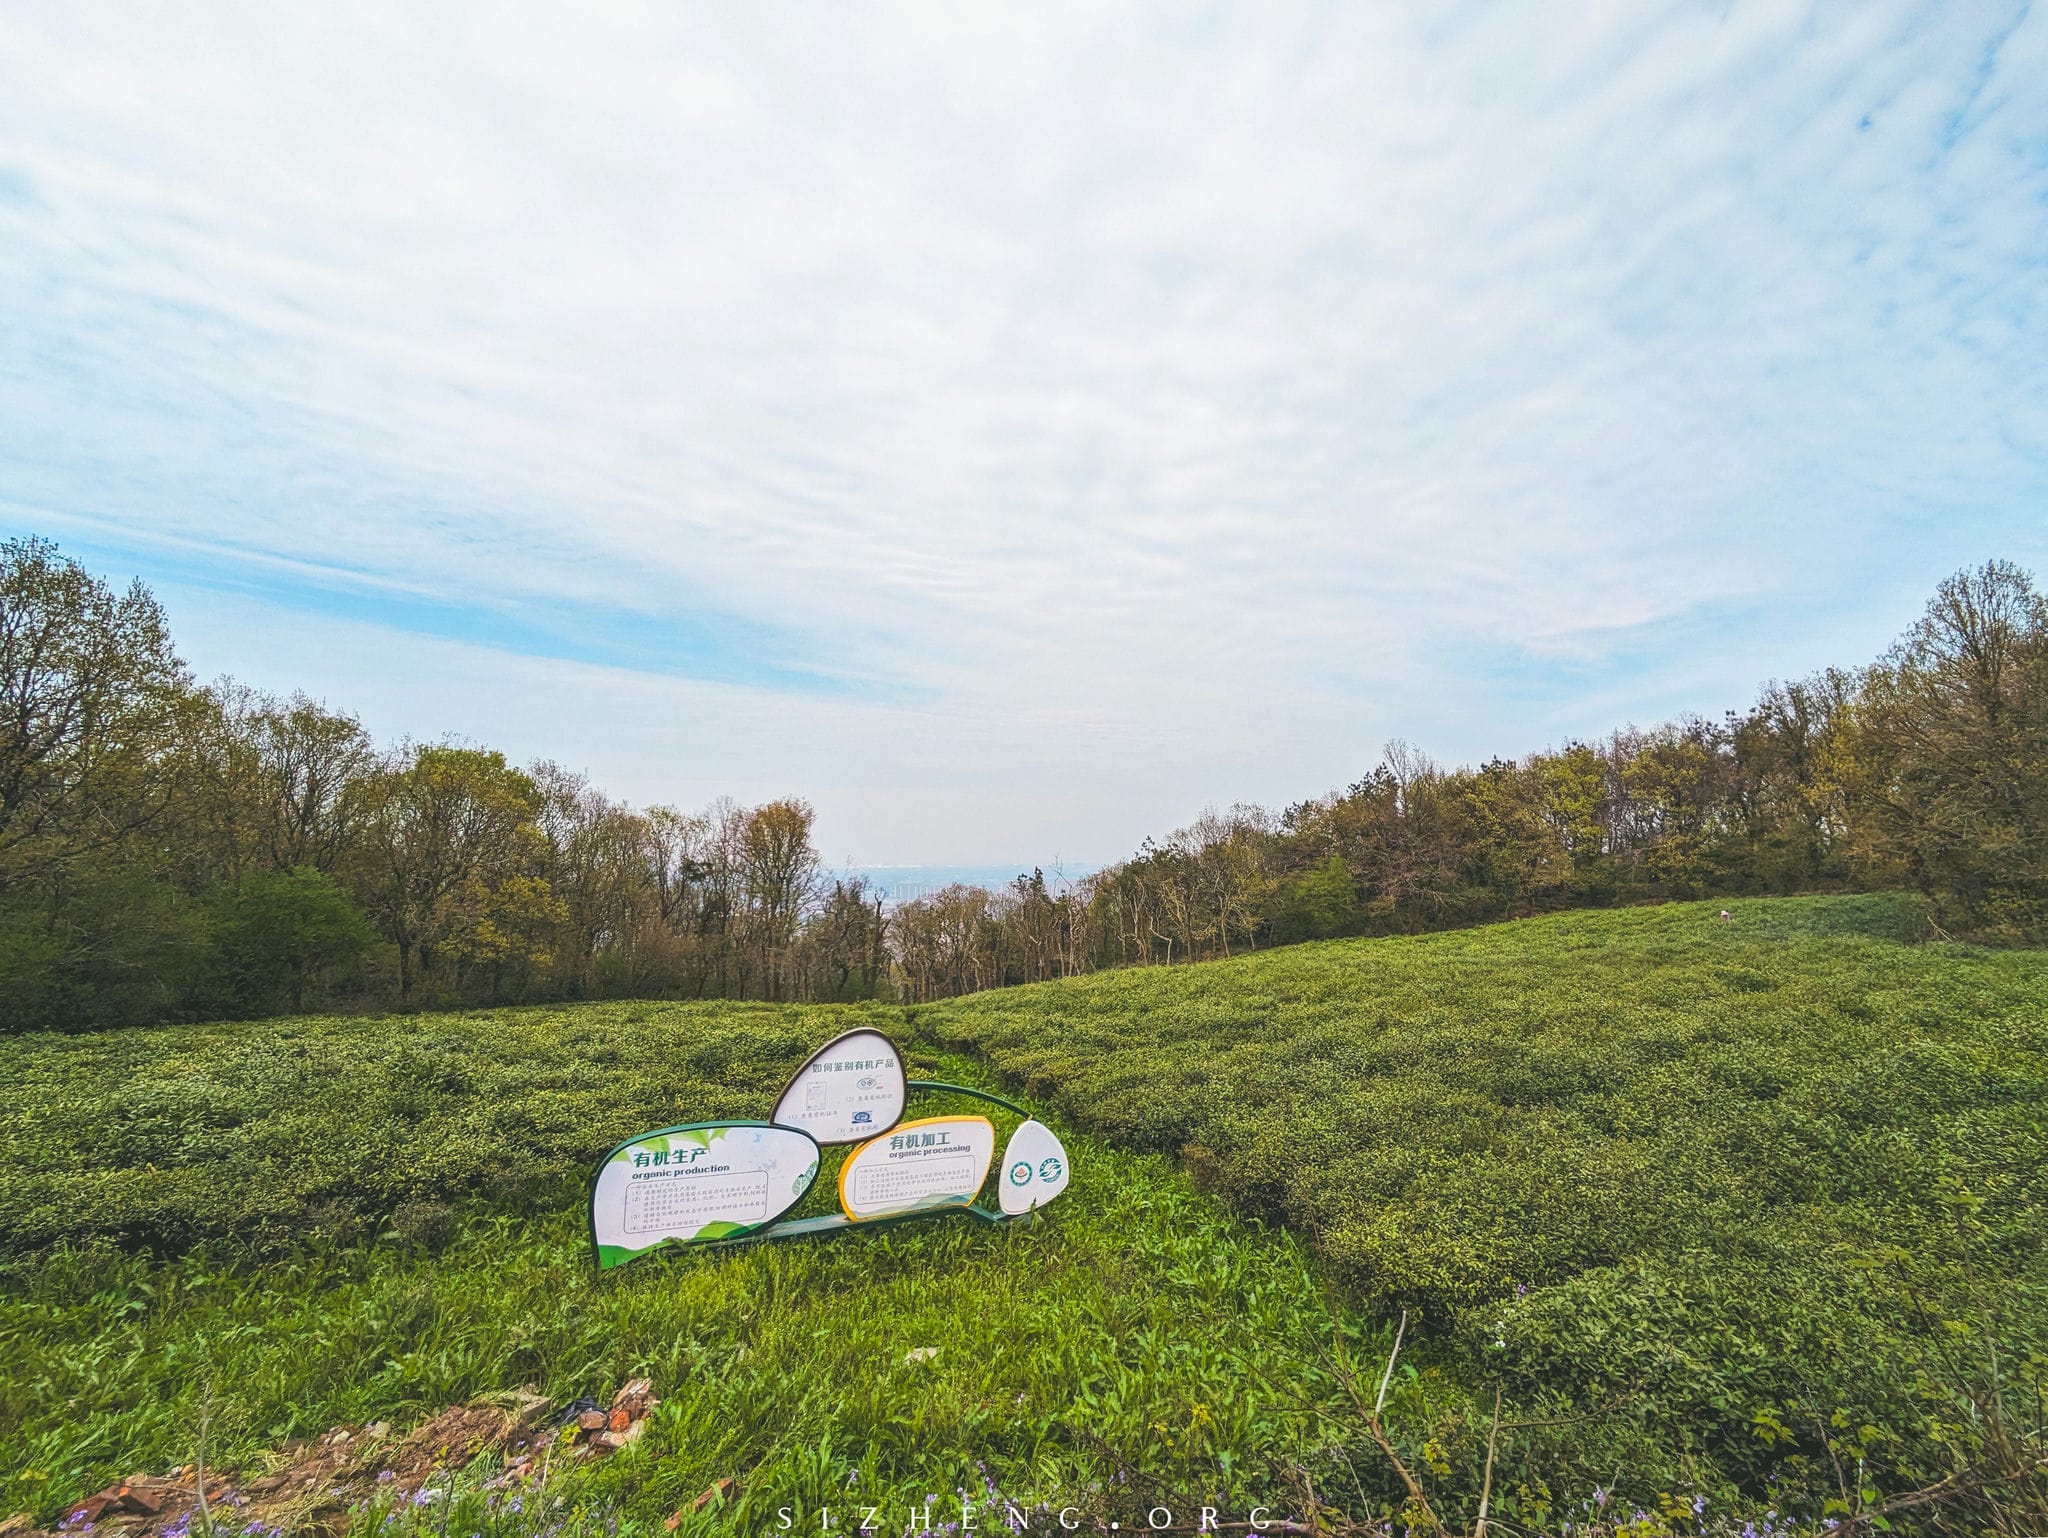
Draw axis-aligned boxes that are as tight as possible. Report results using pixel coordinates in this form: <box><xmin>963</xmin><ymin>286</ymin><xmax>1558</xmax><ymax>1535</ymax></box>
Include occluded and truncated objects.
<box><xmin>110</xmin><ymin>1480</ymin><xmax>167</xmax><ymax>1516</ymax></box>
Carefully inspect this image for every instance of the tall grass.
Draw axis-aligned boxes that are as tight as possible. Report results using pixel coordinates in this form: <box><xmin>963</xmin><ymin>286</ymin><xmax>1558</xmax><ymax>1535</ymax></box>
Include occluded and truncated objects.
<box><xmin>1</xmin><ymin>1137</ymin><xmax>1401</xmax><ymax>1532</ymax></box>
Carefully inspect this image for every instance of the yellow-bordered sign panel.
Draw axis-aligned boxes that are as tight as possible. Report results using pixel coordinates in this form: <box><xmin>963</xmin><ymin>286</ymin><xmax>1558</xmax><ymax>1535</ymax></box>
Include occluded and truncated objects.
<box><xmin>838</xmin><ymin>1114</ymin><xmax>996</xmax><ymax>1221</ymax></box>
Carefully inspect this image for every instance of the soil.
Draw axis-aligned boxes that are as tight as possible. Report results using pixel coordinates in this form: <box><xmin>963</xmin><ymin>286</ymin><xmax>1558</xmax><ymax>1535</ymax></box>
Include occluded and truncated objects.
<box><xmin>19</xmin><ymin>1380</ymin><xmax>665</xmax><ymax>1538</ymax></box>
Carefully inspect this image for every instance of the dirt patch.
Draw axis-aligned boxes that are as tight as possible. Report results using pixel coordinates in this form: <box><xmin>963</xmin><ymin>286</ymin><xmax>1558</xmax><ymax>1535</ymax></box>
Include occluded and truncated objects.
<box><xmin>18</xmin><ymin>1381</ymin><xmax>664</xmax><ymax>1538</ymax></box>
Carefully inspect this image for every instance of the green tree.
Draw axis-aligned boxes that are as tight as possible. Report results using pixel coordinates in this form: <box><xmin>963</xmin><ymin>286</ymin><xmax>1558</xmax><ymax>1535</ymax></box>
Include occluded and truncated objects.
<box><xmin>0</xmin><ymin>538</ymin><xmax>203</xmax><ymax>1029</ymax></box>
<box><xmin>345</xmin><ymin>745</ymin><xmax>550</xmax><ymax>1000</ymax></box>
<box><xmin>205</xmin><ymin>866</ymin><xmax>376</xmax><ymax>1015</ymax></box>
<box><xmin>735</xmin><ymin>798</ymin><xmax>819</xmax><ymax>1000</ymax></box>
<box><xmin>1853</xmin><ymin>560</ymin><xmax>2048</xmax><ymax>939</ymax></box>
<box><xmin>0</xmin><ymin>536</ymin><xmax>188</xmax><ymax>882</ymax></box>
<box><xmin>1270</xmin><ymin>853</ymin><xmax>1358</xmax><ymax>941</ymax></box>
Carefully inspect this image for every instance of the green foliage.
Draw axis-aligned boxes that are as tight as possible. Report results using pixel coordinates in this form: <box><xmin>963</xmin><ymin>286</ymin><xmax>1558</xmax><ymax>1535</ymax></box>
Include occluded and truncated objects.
<box><xmin>346</xmin><ymin>744</ymin><xmax>555</xmax><ymax>1001</ymax></box>
<box><xmin>917</xmin><ymin>893</ymin><xmax>2048</xmax><ymax>1503</ymax></box>
<box><xmin>1853</xmin><ymin>559</ymin><xmax>2048</xmax><ymax>941</ymax></box>
<box><xmin>199</xmin><ymin>866</ymin><xmax>376</xmax><ymax>1016</ymax></box>
<box><xmin>0</xmin><ymin>1000</ymin><xmax>903</xmax><ymax>1256</ymax></box>
<box><xmin>0</xmin><ymin>536</ymin><xmax>202</xmax><ymax>1031</ymax></box>
<box><xmin>0</xmin><ymin>861</ymin><xmax>211</xmax><ymax>1033</ymax></box>
<box><xmin>0</xmin><ymin>535</ymin><xmax>188</xmax><ymax>879</ymax></box>
<box><xmin>1269</xmin><ymin>853</ymin><xmax>1357</xmax><ymax>942</ymax></box>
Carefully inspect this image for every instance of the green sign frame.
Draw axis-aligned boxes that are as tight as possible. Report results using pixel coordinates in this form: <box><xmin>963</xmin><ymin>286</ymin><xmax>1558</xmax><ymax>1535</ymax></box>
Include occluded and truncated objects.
<box><xmin>587</xmin><ymin>1119</ymin><xmax>823</xmax><ymax>1270</ymax></box>
<box><xmin>585</xmin><ymin>1043</ymin><xmax>1071</xmax><ymax>1273</ymax></box>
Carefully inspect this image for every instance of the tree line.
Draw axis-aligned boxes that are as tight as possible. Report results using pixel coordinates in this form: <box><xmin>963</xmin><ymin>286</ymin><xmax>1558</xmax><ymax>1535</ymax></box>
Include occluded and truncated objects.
<box><xmin>2</xmin><ymin>535</ymin><xmax>2042</xmax><ymax>1029</ymax></box>
<box><xmin>892</xmin><ymin>558</ymin><xmax>2047</xmax><ymax>996</ymax></box>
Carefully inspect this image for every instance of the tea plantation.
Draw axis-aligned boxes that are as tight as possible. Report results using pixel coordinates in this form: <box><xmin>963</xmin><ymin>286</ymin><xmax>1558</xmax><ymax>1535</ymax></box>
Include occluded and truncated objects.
<box><xmin>4</xmin><ymin>893</ymin><xmax>2045</xmax><ymax>1534</ymax></box>
<box><xmin>918</xmin><ymin>894</ymin><xmax>2048</xmax><ymax>1509</ymax></box>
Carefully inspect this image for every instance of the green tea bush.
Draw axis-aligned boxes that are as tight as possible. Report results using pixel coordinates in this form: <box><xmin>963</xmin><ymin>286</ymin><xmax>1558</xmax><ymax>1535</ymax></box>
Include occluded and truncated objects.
<box><xmin>915</xmin><ymin>894</ymin><xmax>2048</xmax><ymax>1502</ymax></box>
<box><xmin>915</xmin><ymin>895</ymin><xmax>2038</xmax><ymax>1306</ymax></box>
<box><xmin>0</xmin><ymin>1000</ymin><xmax>902</xmax><ymax>1255</ymax></box>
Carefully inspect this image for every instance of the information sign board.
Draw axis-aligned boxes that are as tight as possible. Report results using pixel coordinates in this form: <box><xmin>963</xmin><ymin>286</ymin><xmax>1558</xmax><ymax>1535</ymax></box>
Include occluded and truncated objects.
<box><xmin>590</xmin><ymin>1121</ymin><xmax>820</xmax><ymax>1269</ymax></box>
<box><xmin>770</xmin><ymin>1028</ymin><xmax>907</xmax><ymax>1146</ymax></box>
<box><xmin>837</xmin><ymin>1114</ymin><xmax>996</xmax><ymax>1220</ymax></box>
<box><xmin>997</xmin><ymin>1118</ymin><xmax>1071</xmax><ymax>1215</ymax></box>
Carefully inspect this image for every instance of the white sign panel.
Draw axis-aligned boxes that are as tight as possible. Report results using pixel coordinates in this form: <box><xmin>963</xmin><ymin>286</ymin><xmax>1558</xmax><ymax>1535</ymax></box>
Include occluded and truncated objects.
<box><xmin>772</xmin><ymin>1029</ymin><xmax>907</xmax><ymax>1146</ymax></box>
<box><xmin>591</xmin><ymin>1122</ymin><xmax>819</xmax><ymax>1268</ymax></box>
<box><xmin>838</xmin><ymin>1115</ymin><xmax>996</xmax><ymax>1221</ymax></box>
<box><xmin>997</xmin><ymin>1118</ymin><xmax>1071</xmax><ymax>1215</ymax></box>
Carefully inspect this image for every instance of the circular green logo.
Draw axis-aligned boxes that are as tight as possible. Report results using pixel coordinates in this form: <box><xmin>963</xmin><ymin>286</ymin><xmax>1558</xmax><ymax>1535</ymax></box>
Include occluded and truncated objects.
<box><xmin>1008</xmin><ymin>1160</ymin><xmax>1033</xmax><ymax>1186</ymax></box>
<box><xmin>1039</xmin><ymin>1156</ymin><xmax>1063</xmax><ymax>1182</ymax></box>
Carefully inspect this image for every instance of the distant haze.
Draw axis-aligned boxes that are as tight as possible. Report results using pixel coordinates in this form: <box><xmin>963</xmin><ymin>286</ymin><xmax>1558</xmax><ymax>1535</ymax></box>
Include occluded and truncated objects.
<box><xmin>842</xmin><ymin>866</ymin><xmax>1101</xmax><ymax>909</ymax></box>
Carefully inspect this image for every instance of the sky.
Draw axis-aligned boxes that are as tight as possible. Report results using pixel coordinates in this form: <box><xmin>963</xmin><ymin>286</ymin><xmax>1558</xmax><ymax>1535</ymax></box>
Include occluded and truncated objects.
<box><xmin>2</xmin><ymin>2</ymin><xmax>2045</xmax><ymax>867</ymax></box>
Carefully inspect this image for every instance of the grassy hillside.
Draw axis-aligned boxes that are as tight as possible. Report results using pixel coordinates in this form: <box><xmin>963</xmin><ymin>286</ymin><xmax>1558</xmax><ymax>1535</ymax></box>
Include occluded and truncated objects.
<box><xmin>4</xmin><ymin>893</ymin><xmax>2045</xmax><ymax>1534</ymax></box>
<box><xmin>1</xmin><ymin>1013</ymin><xmax>1415</xmax><ymax>1532</ymax></box>
<box><xmin>918</xmin><ymin>892</ymin><xmax>2027</xmax><ymax>1308</ymax></box>
<box><xmin>917</xmin><ymin>894</ymin><xmax>2048</xmax><ymax>1502</ymax></box>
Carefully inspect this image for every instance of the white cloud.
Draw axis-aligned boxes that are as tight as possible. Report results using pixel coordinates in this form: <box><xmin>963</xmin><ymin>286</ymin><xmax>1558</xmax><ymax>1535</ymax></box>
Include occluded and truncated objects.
<box><xmin>2</xmin><ymin>0</ymin><xmax>2045</xmax><ymax>861</ymax></box>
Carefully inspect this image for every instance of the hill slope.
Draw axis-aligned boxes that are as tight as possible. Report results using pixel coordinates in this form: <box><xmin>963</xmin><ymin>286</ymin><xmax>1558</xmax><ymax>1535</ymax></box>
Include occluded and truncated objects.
<box><xmin>918</xmin><ymin>893</ymin><xmax>2048</xmax><ymax>1496</ymax></box>
<box><xmin>921</xmin><ymin>893</ymin><xmax>2035</xmax><ymax>1306</ymax></box>
<box><xmin>4</xmin><ymin>893</ymin><xmax>2046</xmax><ymax>1532</ymax></box>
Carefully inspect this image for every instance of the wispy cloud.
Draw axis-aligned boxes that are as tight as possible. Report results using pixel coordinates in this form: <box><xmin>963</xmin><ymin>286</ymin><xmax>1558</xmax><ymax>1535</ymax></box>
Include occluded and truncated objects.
<box><xmin>2</xmin><ymin>1</ymin><xmax>2045</xmax><ymax>861</ymax></box>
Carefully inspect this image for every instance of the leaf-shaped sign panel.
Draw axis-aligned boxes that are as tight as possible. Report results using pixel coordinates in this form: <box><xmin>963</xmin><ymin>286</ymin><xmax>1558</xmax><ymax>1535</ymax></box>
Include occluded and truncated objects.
<box><xmin>997</xmin><ymin>1118</ymin><xmax>1072</xmax><ymax>1216</ymax></box>
<box><xmin>590</xmin><ymin>1122</ymin><xmax>820</xmax><ymax>1270</ymax></box>
<box><xmin>838</xmin><ymin>1115</ymin><xmax>996</xmax><ymax>1221</ymax></box>
<box><xmin>771</xmin><ymin>1028</ymin><xmax>907</xmax><ymax>1146</ymax></box>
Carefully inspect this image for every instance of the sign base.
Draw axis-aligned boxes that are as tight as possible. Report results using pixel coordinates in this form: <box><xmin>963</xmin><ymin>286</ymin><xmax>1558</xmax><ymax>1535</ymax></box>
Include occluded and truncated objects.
<box><xmin>689</xmin><ymin>1201</ymin><xmax>1029</xmax><ymax>1251</ymax></box>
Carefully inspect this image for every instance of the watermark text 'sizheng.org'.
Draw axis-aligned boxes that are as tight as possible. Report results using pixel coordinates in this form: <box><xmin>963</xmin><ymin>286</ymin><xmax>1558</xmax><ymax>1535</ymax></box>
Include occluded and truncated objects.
<box><xmin>774</xmin><ymin>1504</ymin><xmax>1286</xmax><ymax>1533</ymax></box>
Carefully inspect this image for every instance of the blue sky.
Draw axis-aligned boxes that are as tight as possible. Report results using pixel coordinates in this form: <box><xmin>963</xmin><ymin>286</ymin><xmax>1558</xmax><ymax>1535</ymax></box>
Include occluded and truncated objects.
<box><xmin>3</xmin><ymin>2</ymin><xmax>2045</xmax><ymax>865</ymax></box>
